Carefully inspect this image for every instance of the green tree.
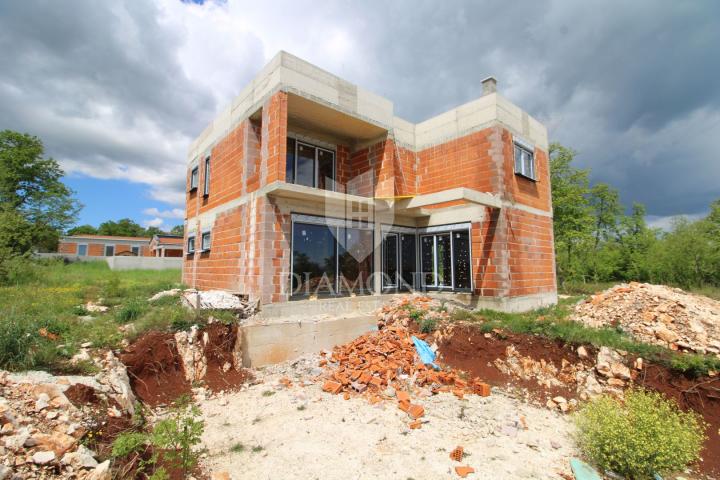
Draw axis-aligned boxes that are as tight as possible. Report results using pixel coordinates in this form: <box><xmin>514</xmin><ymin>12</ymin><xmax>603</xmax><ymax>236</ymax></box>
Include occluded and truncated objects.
<box><xmin>0</xmin><ymin>130</ymin><xmax>80</xmax><ymax>253</ymax></box>
<box><xmin>97</xmin><ymin>218</ymin><xmax>147</xmax><ymax>237</ymax></box>
<box><xmin>169</xmin><ymin>224</ymin><xmax>184</xmax><ymax>236</ymax></box>
<box><xmin>66</xmin><ymin>224</ymin><xmax>98</xmax><ymax>235</ymax></box>
<box><xmin>589</xmin><ymin>183</ymin><xmax>623</xmax><ymax>247</ymax></box>
<box><xmin>549</xmin><ymin>143</ymin><xmax>594</xmax><ymax>284</ymax></box>
<box><xmin>144</xmin><ymin>226</ymin><xmax>163</xmax><ymax>237</ymax></box>
<box><xmin>617</xmin><ymin>203</ymin><xmax>657</xmax><ymax>281</ymax></box>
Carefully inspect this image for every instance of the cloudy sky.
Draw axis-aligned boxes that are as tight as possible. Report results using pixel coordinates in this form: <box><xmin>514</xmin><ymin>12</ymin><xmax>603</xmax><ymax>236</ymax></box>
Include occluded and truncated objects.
<box><xmin>1</xmin><ymin>0</ymin><xmax>718</xmax><ymax>231</ymax></box>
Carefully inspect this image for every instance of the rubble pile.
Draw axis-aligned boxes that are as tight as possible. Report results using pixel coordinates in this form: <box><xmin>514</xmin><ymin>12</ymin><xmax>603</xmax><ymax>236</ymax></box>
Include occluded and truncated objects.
<box><xmin>493</xmin><ymin>345</ymin><xmax>586</xmax><ymax>390</ymax></box>
<box><xmin>179</xmin><ymin>289</ymin><xmax>258</xmax><ymax>316</ymax></box>
<box><xmin>0</xmin><ymin>372</ymin><xmax>112</xmax><ymax>480</ymax></box>
<box><xmin>320</xmin><ymin>321</ymin><xmax>491</xmax><ymax>425</ymax></box>
<box><xmin>376</xmin><ymin>295</ymin><xmax>452</xmax><ymax>329</ymax></box>
<box><xmin>571</xmin><ymin>282</ymin><xmax>720</xmax><ymax>354</ymax></box>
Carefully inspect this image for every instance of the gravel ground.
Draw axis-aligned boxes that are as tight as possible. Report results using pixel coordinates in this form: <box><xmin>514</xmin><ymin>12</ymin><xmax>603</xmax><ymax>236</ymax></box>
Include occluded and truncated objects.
<box><xmin>199</xmin><ymin>355</ymin><xmax>578</xmax><ymax>480</ymax></box>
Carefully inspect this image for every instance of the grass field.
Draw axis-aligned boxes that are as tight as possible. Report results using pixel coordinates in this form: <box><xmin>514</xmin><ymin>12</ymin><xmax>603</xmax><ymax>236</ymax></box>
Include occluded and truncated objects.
<box><xmin>0</xmin><ymin>259</ymin><xmax>189</xmax><ymax>371</ymax></box>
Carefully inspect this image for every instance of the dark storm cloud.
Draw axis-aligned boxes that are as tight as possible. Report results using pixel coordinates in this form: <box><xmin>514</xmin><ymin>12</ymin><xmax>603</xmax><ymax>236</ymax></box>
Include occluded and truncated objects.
<box><xmin>0</xmin><ymin>0</ymin><xmax>718</xmax><ymax>218</ymax></box>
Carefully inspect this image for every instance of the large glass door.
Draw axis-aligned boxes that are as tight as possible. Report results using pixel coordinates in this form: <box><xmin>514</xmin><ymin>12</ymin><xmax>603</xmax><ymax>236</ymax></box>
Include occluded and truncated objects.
<box><xmin>420</xmin><ymin>228</ymin><xmax>471</xmax><ymax>291</ymax></box>
<box><xmin>382</xmin><ymin>233</ymin><xmax>399</xmax><ymax>289</ymax></box>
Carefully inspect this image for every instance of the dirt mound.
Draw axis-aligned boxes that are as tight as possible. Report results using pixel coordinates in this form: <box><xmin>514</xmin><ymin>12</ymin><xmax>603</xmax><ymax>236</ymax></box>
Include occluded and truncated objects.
<box><xmin>64</xmin><ymin>383</ymin><xmax>100</xmax><ymax>407</ymax></box>
<box><xmin>571</xmin><ymin>282</ymin><xmax>720</xmax><ymax>354</ymax></box>
<box><xmin>121</xmin><ymin>323</ymin><xmax>252</xmax><ymax>406</ymax></box>
<box><xmin>202</xmin><ymin>322</ymin><xmax>253</xmax><ymax>392</ymax></box>
<box><xmin>438</xmin><ymin>325</ymin><xmax>594</xmax><ymax>404</ymax></box>
<box><xmin>437</xmin><ymin>324</ymin><xmax>720</xmax><ymax>477</ymax></box>
<box><xmin>121</xmin><ymin>331</ymin><xmax>191</xmax><ymax>406</ymax></box>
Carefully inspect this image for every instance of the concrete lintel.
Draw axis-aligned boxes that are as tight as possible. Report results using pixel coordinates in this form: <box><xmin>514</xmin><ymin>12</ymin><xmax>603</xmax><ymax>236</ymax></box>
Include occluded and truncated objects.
<box><xmin>265</xmin><ymin>181</ymin><xmax>386</xmax><ymax>210</ymax></box>
<box><xmin>401</xmin><ymin>187</ymin><xmax>503</xmax><ymax>210</ymax></box>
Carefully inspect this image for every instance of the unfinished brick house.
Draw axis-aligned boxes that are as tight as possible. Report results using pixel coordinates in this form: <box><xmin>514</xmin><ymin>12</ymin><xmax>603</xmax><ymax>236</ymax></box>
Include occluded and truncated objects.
<box><xmin>183</xmin><ymin>52</ymin><xmax>556</xmax><ymax>312</ymax></box>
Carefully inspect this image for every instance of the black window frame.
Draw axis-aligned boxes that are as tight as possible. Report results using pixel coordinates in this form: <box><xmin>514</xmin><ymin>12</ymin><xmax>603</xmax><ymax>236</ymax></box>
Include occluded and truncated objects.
<box><xmin>104</xmin><ymin>244</ymin><xmax>115</xmax><ymax>257</ymax></box>
<box><xmin>513</xmin><ymin>142</ymin><xmax>536</xmax><ymax>181</ymax></box>
<box><xmin>131</xmin><ymin>246</ymin><xmax>140</xmax><ymax>256</ymax></box>
<box><xmin>200</xmin><ymin>231</ymin><xmax>211</xmax><ymax>252</ymax></box>
<box><xmin>187</xmin><ymin>235</ymin><xmax>196</xmax><ymax>255</ymax></box>
<box><xmin>203</xmin><ymin>156</ymin><xmax>211</xmax><ymax>196</ymax></box>
<box><xmin>285</xmin><ymin>137</ymin><xmax>336</xmax><ymax>191</ymax></box>
<box><xmin>190</xmin><ymin>166</ymin><xmax>199</xmax><ymax>191</ymax></box>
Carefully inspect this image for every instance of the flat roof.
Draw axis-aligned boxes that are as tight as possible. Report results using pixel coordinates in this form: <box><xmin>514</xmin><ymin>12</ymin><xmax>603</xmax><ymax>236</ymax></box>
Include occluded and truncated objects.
<box><xmin>61</xmin><ymin>235</ymin><xmax>150</xmax><ymax>242</ymax></box>
<box><xmin>188</xmin><ymin>51</ymin><xmax>548</xmax><ymax>163</ymax></box>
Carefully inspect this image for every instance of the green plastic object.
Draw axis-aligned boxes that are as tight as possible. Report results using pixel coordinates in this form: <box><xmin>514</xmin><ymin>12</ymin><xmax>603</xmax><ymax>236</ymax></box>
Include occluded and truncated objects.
<box><xmin>570</xmin><ymin>459</ymin><xmax>602</xmax><ymax>480</ymax></box>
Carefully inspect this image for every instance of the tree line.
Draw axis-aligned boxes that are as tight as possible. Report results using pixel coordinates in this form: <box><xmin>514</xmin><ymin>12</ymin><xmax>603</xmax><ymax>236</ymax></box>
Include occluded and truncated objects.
<box><xmin>67</xmin><ymin>219</ymin><xmax>183</xmax><ymax>238</ymax></box>
<box><xmin>550</xmin><ymin>143</ymin><xmax>720</xmax><ymax>289</ymax></box>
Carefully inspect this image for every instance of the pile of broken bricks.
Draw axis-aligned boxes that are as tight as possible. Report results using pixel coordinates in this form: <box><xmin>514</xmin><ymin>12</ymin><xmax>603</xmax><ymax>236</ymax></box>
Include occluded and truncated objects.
<box><xmin>320</xmin><ymin>322</ymin><xmax>491</xmax><ymax>429</ymax></box>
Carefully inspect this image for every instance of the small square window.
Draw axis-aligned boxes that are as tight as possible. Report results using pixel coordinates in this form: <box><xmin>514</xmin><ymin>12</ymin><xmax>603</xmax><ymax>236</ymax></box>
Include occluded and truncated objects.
<box><xmin>77</xmin><ymin>244</ymin><xmax>87</xmax><ymax>256</ymax></box>
<box><xmin>131</xmin><ymin>246</ymin><xmax>140</xmax><ymax>256</ymax></box>
<box><xmin>187</xmin><ymin>235</ymin><xmax>196</xmax><ymax>254</ymax></box>
<box><xmin>190</xmin><ymin>167</ymin><xmax>199</xmax><ymax>191</ymax></box>
<box><xmin>201</xmin><ymin>231</ymin><xmax>211</xmax><ymax>252</ymax></box>
<box><xmin>513</xmin><ymin>143</ymin><xmax>536</xmax><ymax>180</ymax></box>
<box><xmin>104</xmin><ymin>245</ymin><xmax>115</xmax><ymax>257</ymax></box>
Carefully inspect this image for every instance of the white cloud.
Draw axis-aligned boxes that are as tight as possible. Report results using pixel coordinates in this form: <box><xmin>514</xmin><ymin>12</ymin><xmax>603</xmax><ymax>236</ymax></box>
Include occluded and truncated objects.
<box><xmin>0</xmin><ymin>0</ymin><xmax>718</xmax><ymax>219</ymax></box>
<box><xmin>143</xmin><ymin>207</ymin><xmax>185</xmax><ymax>219</ymax></box>
<box><xmin>142</xmin><ymin>217</ymin><xmax>165</xmax><ymax>229</ymax></box>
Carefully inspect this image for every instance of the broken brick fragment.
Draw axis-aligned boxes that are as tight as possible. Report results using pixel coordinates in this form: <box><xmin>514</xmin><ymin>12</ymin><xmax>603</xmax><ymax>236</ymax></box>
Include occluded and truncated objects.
<box><xmin>322</xmin><ymin>380</ymin><xmax>342</xmax><ymax>395</ymax></box>
<box><xmin>396</xmin><ymin>391</ymin><xmax>410</xmax><ymax>403</ymax></box>
<box><xmin>455</xmin><ymin>466</ymin><xmax>475</xmax><ymax>478</ymax></box>
<box><xmin>452</xmin><ymin>388</ymin><xmax>464</xmax><ymax>399</ymax></box>
<box><xmin>449</xmin><ymin>446</ymin><xmax>464</xmax><ymax>462</ymax></box>
<box><xmin>407</xmin><ymin>404</ymin><xmax>424</xmax><ymax>419</ymax></box>
<box><xmin>398</xmin><ymin>400</ymin><xmax>411</xmax><ymax>412</ymax></box>
<box><xmin>474</xmin><ymin>382</ymin><xmax>491</xmax><ymax>397</ymax></box>
<box><xmin>408</xmin><ymin>420</ymin><xmax>421</xmax><ymax>429</ymax></box>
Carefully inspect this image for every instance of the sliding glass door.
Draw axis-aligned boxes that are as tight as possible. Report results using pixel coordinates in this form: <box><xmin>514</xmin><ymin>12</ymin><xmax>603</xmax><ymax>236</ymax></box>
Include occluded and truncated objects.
<box><xmin>420</xmin><ymin>228</ymin><xmax>471</xmax><ymax>291</ymax></box>
<box><xmin>291</xmin><ymin>216</ymin><xmax>373</xmax><ymax>297</ymax></box>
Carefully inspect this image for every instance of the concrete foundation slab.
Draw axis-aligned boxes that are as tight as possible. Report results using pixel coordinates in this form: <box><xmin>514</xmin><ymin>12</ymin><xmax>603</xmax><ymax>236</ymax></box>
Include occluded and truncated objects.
<box><xmin>239</xmin><ymin>314</ymin><xmax>376</xmax><ymax>367</ymax></box>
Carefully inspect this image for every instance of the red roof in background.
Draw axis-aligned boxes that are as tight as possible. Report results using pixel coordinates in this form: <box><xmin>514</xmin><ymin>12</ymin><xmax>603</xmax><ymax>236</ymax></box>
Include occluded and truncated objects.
<box><xmin>156</xmin><ymin>236</ymin><xmax>183</xmax><ymax>245</ymax></box>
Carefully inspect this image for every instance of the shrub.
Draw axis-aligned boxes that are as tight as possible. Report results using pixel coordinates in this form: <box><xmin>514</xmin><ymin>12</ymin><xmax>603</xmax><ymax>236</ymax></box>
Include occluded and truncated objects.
<box><xmin>111</xmin><ymin>396</ymin><xmax>204</xmax><ymax>479</ymax></box>
<box><xmin>575</xmin><ymin>389</ymin><xmax>706</xmax><ymax>479</ymax></box>
<box><xmin>419</xmin><ymin>317</ymin><xmax>437</xmax><ymax>333</ymax></box>
<box><xmin>116</xmin><ymin>298</ymin><xmax>147</xmax><ymax>323</ymax></box>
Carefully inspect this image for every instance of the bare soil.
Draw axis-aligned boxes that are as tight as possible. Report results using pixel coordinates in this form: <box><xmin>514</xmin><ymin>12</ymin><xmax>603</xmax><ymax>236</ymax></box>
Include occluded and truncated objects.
<box><xmin>202</xmin><ymin>322</ymin><xmax>253</xmax><ymax>393</ymax></box>
<box><xmin>121</xmin><ymin>330</ymin><xmax>191</xmax><ymax>406</ymax></box>
<box><xmin>438</xmin><ymin>325</ymin><xmax>595</xmax><ymax>403</ymax></box>
<box><xmin>438</xmin><ymin>324</ymin><xmax>720</xmax><ymax>478</ymax></box>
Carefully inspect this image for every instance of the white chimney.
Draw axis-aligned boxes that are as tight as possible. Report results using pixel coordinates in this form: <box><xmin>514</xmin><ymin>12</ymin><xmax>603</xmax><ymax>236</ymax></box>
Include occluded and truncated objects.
<box><xmin>481</xmin><ymin>76</ymin><xmax>497</xmax><ymax>96</ymax></box>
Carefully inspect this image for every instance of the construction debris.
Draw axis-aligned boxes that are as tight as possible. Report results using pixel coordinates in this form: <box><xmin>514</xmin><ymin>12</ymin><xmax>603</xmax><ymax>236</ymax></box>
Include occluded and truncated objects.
<box><xmin>319</xmin><ymin>318</ymin><xmax>491</xmax><ymax>417</ymax></box>
<box><xmin>181</xmin><ymin>289</ymin><xmax>258</xmax><ymax>316</ymax></box>
<box><xmin>0</xmin><ymin>371</ymin><xmax>121</xmax><ymax>479</ymax></box>
<box><xmin>571</xmin><ymin>282</ymin><xmax>720</xmax><ymax>355</ymax></box>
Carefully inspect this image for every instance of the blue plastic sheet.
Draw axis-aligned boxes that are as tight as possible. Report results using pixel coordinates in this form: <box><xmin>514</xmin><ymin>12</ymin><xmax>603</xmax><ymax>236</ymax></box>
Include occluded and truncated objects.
<box><xmin>411</xmin><ymin>335</ymin><xmax>440</xmax><ymax>370</ymax></box>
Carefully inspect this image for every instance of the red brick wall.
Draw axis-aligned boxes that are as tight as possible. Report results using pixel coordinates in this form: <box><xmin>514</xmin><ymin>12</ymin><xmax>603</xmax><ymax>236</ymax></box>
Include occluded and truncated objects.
<box><xmin>58</xmin><ymin>241</ymin><xmax>77</xmax><ymax>254</ymax></box>
<box><xmin>183</xmin><ymin>90</ymin><xmax>555</xmax><ymax>302</ymax></box>
<box><xmin>184</xmin><ymin>92</ymin><xmax>292</xmax><ymax>302</ymax></box>
<box><xmin>88</xmin><ymin>244</ymin><xmax>104</xmax><ymax>256</ymax></box>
